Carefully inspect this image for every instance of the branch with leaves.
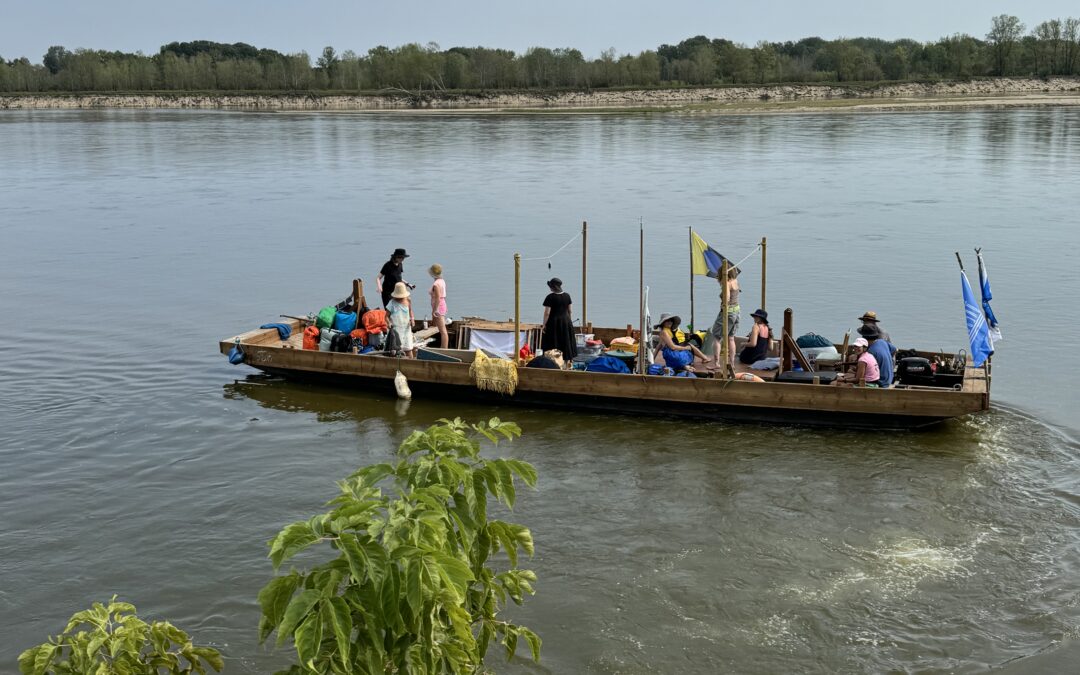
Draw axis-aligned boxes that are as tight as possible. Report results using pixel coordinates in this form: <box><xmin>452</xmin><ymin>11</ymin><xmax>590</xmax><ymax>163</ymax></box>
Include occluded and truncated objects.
<box><xmin>259</xmin><ymin>417</ymin><xmax>541</xmax><ymax>674</ymax></box>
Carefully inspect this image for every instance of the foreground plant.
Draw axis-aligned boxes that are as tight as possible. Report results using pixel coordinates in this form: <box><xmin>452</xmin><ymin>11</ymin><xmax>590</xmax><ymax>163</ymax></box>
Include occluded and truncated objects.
<box><xmin>259</xmin><ymin>417</ymin><xmax>540</xmax><ymax>674</ymax></box>
<box><xmin>18</xmin><ymin>597</ymin><xmax>223</xmax><ymax>675</ymax></box>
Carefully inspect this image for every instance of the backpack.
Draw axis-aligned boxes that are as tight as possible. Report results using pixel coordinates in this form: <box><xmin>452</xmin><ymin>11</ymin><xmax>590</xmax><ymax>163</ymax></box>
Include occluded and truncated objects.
<box><xmin>302</xmin><ymin>325</ymin><xmax>321</xmax><ymax>350</ymax></box>
<box><xmin>383</xmin><ymin>326</ymin><xmax>403</xmax><ymax>355</ymax></box>
<box><xmin>316</xmin><ymin>306</ymin><xmax>337</xmax><ymax>330</ymax></box>
<box><xmin>796</xmin><ymin>332</ymin><xmax>832</xmax><ymax>349</ymax></box>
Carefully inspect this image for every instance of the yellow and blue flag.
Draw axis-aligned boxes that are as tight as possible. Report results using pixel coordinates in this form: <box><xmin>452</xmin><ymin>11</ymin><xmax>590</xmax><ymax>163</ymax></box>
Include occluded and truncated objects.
<box><xmin>690</xmin><ymin>230</ymin><xmax>730</xmax><ymax>278</ymax></box>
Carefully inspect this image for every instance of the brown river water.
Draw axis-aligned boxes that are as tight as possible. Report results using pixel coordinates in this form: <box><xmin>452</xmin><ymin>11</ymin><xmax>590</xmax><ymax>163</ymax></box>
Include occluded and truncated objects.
<box><xmin>1</xmin><ymin>108</ymin><xmax>1079</xmax><ymax>673</ymax></box>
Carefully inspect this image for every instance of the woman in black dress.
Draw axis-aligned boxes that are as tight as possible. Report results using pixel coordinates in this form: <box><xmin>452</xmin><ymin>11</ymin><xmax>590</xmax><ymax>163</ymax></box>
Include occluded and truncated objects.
<box><xmin>540</xmin><ymin>277</ymin><xmax>577</xmax><ymax>359</ymax></box>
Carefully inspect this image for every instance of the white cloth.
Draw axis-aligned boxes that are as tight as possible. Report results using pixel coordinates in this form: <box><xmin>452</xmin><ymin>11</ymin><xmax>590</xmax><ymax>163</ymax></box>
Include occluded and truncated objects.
<box><xmin>469</xmin><ymin>329</ymin><xmax>526</xmax><ymax>355</ymax></box>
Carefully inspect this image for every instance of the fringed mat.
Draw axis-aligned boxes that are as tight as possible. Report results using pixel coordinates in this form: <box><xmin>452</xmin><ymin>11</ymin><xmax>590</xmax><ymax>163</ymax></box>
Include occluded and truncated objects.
<box><xmin>469</xmin><ymin>350</ymin><xmax>518</xmax><ymax>395</ymax></box>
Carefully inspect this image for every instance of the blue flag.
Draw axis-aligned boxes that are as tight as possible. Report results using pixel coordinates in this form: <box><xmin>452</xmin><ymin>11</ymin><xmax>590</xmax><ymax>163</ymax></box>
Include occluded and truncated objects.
<box><xmin>976</xmin><ymin>249</ymin><xmax>1002</xmax><ymax>343</ymax></box>
<box><xmin>961</xmin><ymin>270</ymin><xmax>994</xmax><ymax>367</ymax></box>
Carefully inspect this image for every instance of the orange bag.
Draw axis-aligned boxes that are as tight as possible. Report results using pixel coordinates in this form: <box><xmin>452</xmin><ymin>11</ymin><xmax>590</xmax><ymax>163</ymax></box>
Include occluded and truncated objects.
<box><xmin>350</xmin><ymin>328</ymin><xmax>368</xmax><ymax>346</ymax></box>
<box><xmin>363</xmin><ymin>309</ymin><xmax>388</xmax><ymax>334</ymax></box>
<box><xmin>303</xmin><ymin>325</ymin><xmax>321</xmax><ymax>351</ymax></box>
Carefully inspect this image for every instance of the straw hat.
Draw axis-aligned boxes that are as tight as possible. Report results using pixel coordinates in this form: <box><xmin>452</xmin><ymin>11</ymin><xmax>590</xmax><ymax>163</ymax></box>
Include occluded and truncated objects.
<box><xmin>858</xmin><ymin>311</ymin><xmax>879</xmax><ymax>323</ymax></box>
<box><xmin>429</xmin><ymin>263</ymin><xmax>442</xmax><ymax>277</ymax></box>
<box><xmin>391</xmin><ymin>281</ymin><xmax>411</xmax><ymax>299</ymax></box>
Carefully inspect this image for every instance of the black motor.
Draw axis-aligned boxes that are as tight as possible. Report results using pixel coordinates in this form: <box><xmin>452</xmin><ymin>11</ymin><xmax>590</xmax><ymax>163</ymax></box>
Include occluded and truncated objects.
<box><xmin>897</xmin><ymin>357</ymin><xmax>935</xmax><ymax>386</ymax></box>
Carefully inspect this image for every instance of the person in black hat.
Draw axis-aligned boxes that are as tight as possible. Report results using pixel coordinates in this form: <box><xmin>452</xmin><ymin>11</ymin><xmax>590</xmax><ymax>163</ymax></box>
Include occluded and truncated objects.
<box><xmin>540</xmin><ymin>278</ymin><xmax>577</xmax><ymax>359</ymax></box>
<box><xmin>858</xmin><ymin>323</ymin><xmax>894</xmax><ymax>387</ymax></box>
<box><xmin>738</xmin><ymin>309</ymin><xmax>772</xmax><ymax>365</ymax></box>
<box><xmin>378</xmin><ymin>248</ymin><xmax>410</xmax><ymax>308</ymax></box>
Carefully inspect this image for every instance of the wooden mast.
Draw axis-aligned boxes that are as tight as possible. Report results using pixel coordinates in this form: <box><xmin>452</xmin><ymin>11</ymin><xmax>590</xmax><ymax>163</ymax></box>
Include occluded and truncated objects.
<box><xmin>688</xmin><ymin>227</ymin><xmax>695</xmax><ymax>331</ymax></box>
<box><xmin>582</xmin><ymin>220</ymin><xmax>588</xmax><ymax>332</ymax></box>
<box><xmin>760</xmin><ymin>236</ymin><xmax>767</xmax><ymax>312</ymax></box>
<box><xmin>639</xmin><ymin>223</ymin><xmax>645</xmax><ymax>374</ymax></box>
<box><xmin>720</xmin><ymin>258</ymin><xmax>731</xmax><ymax>378</ymax></box>
<box><xmin>514</xmin><ymin>253</ymin><xmax>521</xmax><ymax>360</ymax></box>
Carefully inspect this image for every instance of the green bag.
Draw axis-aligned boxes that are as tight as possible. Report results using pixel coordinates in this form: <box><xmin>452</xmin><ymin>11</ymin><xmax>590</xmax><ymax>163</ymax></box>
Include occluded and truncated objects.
<box><xmin>316</xmin><ymin>305</ymin><xmax>336</xmax><ymax>330</ymax></box>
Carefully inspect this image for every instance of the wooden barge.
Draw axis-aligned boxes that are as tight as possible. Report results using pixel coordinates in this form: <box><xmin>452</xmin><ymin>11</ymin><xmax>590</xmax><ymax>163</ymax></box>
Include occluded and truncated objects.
<box><xmin>220</xmin><ymin>317</ymin><xmax>990</xmax><ymax>430</ymax></box>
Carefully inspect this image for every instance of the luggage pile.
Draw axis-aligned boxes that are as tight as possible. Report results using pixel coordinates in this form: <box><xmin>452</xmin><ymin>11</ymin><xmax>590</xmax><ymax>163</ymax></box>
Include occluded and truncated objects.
<box><xmin>304</xmin><ymin>301</ymin><xmax>387</xmax><ymax>355</ymax></box>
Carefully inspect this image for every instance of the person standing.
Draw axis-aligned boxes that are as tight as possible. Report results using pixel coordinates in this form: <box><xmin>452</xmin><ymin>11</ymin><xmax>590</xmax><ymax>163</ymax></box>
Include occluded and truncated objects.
<box><xmin>540</xmin><ymin>277</ymin><xmax>577</xmax><ymax>359</ymax></box>
<box><xmin>710</xmin><ymin>266</ymin><xmax>740</xmax><ymax>370</ymax></box>
<box><xmin>387</xmin><ymin>282</ymin><xmax>416</xmax><ymax>358</ymax></box>
<box><xmin>377</xmin><ymin>248</ymin><xmax>409</xmax><ymax>309</ymax></box>
<box><xmin>428</xmin><ymin>263</ymin><xmax>449</xmax><ymax>349</ymax></box>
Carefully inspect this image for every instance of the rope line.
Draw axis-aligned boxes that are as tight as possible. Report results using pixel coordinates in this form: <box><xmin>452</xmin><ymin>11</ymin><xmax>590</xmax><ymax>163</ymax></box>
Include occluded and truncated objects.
<box><xmin>521</xmin><ymin>232</ymin><xmax>582</xmax><ymax>261</ymax></box>
<box><xmin>729</xmin><ymin>244</ymin><xmax>762</xmax><ymax>270</ymax></box>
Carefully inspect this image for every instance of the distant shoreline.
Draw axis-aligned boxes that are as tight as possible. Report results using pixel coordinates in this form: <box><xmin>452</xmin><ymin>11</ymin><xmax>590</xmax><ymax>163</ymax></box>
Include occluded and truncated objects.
<box><xmin>3</xmin><ymin>77</ymin><xmax>1080</xmax><ymax>114</ymax></box>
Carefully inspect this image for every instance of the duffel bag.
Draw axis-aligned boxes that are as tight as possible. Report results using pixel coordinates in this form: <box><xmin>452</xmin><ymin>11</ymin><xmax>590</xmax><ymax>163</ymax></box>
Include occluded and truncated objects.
<box><xmin>333</xmin><ymin>310</ymin><xmax>358</xmax><ymax>334</ymax></box>
<box><xmin>302</xmin><ymin>325</ymin><xmax>321</xmax><ymax>350</ymax></box>
<box><xmin>330</xmin><ymin>331</ymin><xmax>353</xmax><ymax>353</ymax></box>
<box><xmin>316</xmin><ymin>305</ymin><xmax>337</xmax><ymax>330</ymax></box>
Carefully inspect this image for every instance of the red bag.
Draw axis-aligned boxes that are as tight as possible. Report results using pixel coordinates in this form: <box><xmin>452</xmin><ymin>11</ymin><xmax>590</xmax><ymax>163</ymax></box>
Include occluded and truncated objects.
<box><xmin>350</xmin><ymin>328</ymin><xmax>368</xmax><ymax>346</ymax></box>
<box><xmin>303</xmin><ymin>325</ymin><xmax>321</xmax><ymax>350</ymax></box>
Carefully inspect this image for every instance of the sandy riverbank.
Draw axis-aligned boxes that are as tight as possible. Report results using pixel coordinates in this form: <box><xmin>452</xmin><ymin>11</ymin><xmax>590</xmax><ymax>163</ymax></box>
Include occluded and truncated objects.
<box><xmin>2</xmin><ymin>77</ymin><xmax>1080</xmax><ymax>113</ymax></box>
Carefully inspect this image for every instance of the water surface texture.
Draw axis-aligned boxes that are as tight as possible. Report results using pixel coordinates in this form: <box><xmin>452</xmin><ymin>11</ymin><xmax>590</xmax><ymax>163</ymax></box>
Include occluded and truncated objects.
<box><xmin>2</xmin><ymin>109</ymin><xmax>1079</xmax><ymax>672</ymax></box>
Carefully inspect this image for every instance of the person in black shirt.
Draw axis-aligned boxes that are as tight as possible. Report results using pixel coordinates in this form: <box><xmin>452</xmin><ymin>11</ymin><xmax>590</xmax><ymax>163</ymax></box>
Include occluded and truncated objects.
<box><xmin>540</xmin><ymin>278</ymin><xmax>577</xmax><ymax>359</ymax></box>
<box><xmin>378</xmin><ymin>248</ymin><xmax>409</xmax><ymax>308</ymax></box>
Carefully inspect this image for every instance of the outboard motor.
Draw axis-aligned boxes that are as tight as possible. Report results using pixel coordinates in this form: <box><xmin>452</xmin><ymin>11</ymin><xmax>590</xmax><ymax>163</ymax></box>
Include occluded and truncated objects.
<box><xmin>897</xmin><ymin>357</ymin><xmax>935</xmax><ymax>386</ymax></box>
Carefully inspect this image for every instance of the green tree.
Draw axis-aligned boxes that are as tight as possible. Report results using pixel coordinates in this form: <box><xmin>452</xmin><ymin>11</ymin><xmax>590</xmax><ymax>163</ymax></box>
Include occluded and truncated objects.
<box><xmin>258</xmin><ymin>418</ymin><xmax>541</xmax><ymax>674</ymax></box>
<box><xmin>751</xmin><ymin>41</ymin><xmax>778</xmax><ymax>83</ymax></box>
<box><xmin>42</xmin><ymin>46</ymin><xmax>71</xmax><ymax>75</ymax></box>
<box><xmin>987</xmin><ymin>14</ymin><xmax>1025</xmax><ymax>75</ymax></box>
<box><xmin>18</xmin><ymin>597</ymin><xmax>222</xmax><ymax>675</ymax></box>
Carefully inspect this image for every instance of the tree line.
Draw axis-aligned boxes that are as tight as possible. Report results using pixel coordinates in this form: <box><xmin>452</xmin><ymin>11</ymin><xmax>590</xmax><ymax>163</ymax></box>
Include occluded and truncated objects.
<box><xmin>2</xmin><ymin>15</ymin><xmax>1079</xmax><ymax>94</ymax></box>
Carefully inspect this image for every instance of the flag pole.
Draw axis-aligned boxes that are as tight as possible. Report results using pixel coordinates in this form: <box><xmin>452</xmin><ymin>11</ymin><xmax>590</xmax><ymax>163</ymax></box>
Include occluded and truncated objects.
<box><xmin>640</xmin><ymin>221</ymin><xmax>646</xmax><ymax>374</ymax></box>
<box><xmin>688</xmin><ymin>226</ymin><xmax>695</xmax><ymax>331</ymax></box>
<box><xmin>581</xmin><ymin>220</ymin><xmax>588</xmax><ymax>333</ymax></box>
<box><xmin>514</xmin><ymin>253</ymin><xmax>521</xmax><ymax>361</ymax></box>
<box><xmin>720</xmin><ymin>258</ymin><xmax>731</xmax><ymax>378</ymax></box>
<box><xmin>954</xmin><ymin>251</ymin><xmax>964</xmax><ymax>270</ymax></box>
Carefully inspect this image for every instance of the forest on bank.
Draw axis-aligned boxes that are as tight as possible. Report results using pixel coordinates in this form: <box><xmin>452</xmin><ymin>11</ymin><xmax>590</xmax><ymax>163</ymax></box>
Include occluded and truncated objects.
<box><xmin>2</xmin><ymin>15</ymin><xmax>1079</xmax><ymax>94</ymax></box>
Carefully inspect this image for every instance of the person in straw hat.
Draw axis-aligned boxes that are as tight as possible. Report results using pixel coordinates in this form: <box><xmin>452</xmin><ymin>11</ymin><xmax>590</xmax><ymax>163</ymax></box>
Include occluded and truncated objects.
<box><xmin>857</xmin><ymin>310</ymin><xmax>892</xmax><ymax>344</ymax></box>
<box><xmin>387</xmin><ymin>281</ymin><xmax>416</xmax><ymax>358</ymax></box>
<box><xmin>428</xmin><ymin>263</ymin><xmax>449</xmax><ymax>349</ymax></box>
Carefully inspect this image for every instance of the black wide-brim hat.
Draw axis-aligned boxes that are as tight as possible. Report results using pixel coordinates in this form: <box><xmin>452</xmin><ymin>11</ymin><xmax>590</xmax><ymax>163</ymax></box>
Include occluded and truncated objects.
<box><xmin>857</xmin><ymin>324</ymin><xmax>882</xmax><ymax>339</ymax></box>
<box><xmin>750</xmin><ymin>309</ymin><xmax>769</xmax><ymax>323</ymax></box>
<box><xmin>547</xmin><ymin>277</ymin><xmax>563</xmax><ymax>290</ymax></box>
<box><xmin>393</xmin><ymin>248</ymin><xmax>410</xmax><ymax>258</ymax></box>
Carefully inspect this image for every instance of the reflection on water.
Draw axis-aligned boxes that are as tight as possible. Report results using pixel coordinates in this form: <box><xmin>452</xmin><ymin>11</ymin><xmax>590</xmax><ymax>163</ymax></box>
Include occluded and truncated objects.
<box><xmin>1</xmin><ymin>107</ymin><xmax>1079</xmax><ymax>672</ymax></box>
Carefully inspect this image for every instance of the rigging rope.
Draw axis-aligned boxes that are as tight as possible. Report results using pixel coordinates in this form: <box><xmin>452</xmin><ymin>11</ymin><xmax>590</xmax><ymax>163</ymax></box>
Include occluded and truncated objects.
<box><xmin>521</xmin><ymin>231</ymin><xmax>582</xmax><ymax>262</ymax></box>
<box><xmin>729</xmin><ymin>243</ymin><xmax>762</xmax><ymax>270</ymax></box>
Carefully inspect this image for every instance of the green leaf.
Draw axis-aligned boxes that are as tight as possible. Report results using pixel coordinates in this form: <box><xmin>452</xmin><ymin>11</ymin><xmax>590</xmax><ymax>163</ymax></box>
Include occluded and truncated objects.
<box><xmin>504</xmin><ymin>458</ymin><xmax>538</xmax><ymax>487</ymax></box>
<box><xmin>433</xmin><ymin>553</ymin><xmax>475</xmax><ymax>598</ymax></box>
<box><xmin>257</xmin><ymin>572</ymin><xmax>302</xmax><ymax>642</ymax></box>
<box><xmin>519</xmin><ymin>626</ymin><xmax>543</xmax><ymax>662</ymax></box>
<box><xmin>276</xmin><ymin>589</ymin><xmax>321</xmax><ymax>647</ymax></box>
<box><xmin>405</xmin><ymin>560</ymin><xmax>424</xmax><ymax>620</ymax></box>
<box><xmin>347</xmin><ymin>463</ymin><xmax>395</xmax><ymax>489</ymax></box>
<box><xmin>294</xmin><ymin>610</ymin><xmax>324</xmax><ymax>668</ymax></box>
<box><xmin>268</xmin><ymin>521</ymin><xmax>320</xmax><ymax>569</ymax></box>
<box><xmin>322</xmin><ymin>596</ymin><xmax>353</xmax><ymax>671</ymax></box>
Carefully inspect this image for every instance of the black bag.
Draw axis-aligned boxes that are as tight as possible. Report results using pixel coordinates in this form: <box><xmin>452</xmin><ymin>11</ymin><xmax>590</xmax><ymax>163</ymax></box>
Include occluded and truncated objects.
<box><xmin>774</xmin><ymin>370</ymin><xmax>840</xmax><ymax>385</ymax></box>
<box><xmin>330</xmin><ymin>332</ymin><xmax>353</xmax><ymax>353</ymax></box>
<box><xmin>383</xmin><ymin>327</ymin><xmax>402</xmax><ymax>354</ymax></box>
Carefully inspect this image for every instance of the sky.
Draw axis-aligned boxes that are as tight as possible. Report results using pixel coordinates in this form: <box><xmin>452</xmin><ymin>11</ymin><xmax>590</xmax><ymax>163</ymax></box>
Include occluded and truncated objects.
<box><xmin>2</xmin><ymin>0</ymin><xmax>1078</xmax><ymax>63</ymax></box>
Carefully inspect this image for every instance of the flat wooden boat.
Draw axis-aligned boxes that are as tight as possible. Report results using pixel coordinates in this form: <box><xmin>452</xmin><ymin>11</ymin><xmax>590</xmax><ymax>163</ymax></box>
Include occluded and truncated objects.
<box><xmin>220</xmin><ymin>317</ymin><xmax>990</xmax><ymax>430</ymax></box>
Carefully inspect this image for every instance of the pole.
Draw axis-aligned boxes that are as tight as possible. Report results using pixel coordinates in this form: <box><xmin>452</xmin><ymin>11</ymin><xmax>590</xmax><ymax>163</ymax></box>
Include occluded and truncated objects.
<box><xmin>720</xmin><ymin>259</ymin><xmax>730</xmax><ymax>378</ymax></box>
<box><xmin>514</xmin><ymin>253</ymin><xmax>521</xmax><ymax>360</ymax></box>
<box><xmin>954</xmin><ymin>251</ymin><xmax>965</xmax><ymax>270</ymax></box>
<box><xmin>782</xmin><ymin>307</ymin><xmax>793</xmax><ymax>373</ymax></box>
<box><xmin>689</xmin><ymin>227</ymin><xmax>695</xmax><ymax>331</ymax></box>
<box><xmin>582</xmin><ymin>220</ymin><xmax>588</xmax><ymax>332</ymax></box>
<box><xmin>639</xmin><ymin>224</ymin><xmax>645</xmax><ymax>374</ymax></box>
<box><xmin>760</xmin><ymin>236</ymin><xmax>767</xmax><ymax>312</ymax></box>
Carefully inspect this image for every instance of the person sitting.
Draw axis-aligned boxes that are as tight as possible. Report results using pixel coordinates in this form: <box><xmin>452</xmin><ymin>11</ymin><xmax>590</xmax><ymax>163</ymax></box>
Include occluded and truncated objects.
<box><xmin>858</xmin><ymin>311</ymin><xmax>892</xmax><ymax>344</ymax></box>
<box><xmin>836</xmin><ymin>337</ymin><xmax>880</xmax><ymax>386</ymax></box>
<box><xmin>738</xmin><ymin>309</ymin><xmax>772</xmax><ymax>365</ymax></box>
<box><xmin>858</xmin><ymin>324</ymin><xmax>894</xmax><ymax>387</ymax></box>
<box><xmin>655</xmin><ymin>314</ymin><xmax>708</xmax><ymax>372</ymax></box>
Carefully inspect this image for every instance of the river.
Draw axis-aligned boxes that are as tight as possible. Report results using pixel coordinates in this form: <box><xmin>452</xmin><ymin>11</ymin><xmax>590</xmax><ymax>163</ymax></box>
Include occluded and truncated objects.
<box><xmin>1</xmin><ymin>107</ymin><xmax>1079</xmax><ymax>673</ymax></box>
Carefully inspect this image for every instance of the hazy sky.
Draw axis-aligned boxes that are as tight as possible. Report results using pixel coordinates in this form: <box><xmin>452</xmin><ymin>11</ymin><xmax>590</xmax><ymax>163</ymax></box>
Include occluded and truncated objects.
<box><xmin>3</xmin><ymin>0</ymin><xmax>1077</xmax><ymax>62</ymax></box>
